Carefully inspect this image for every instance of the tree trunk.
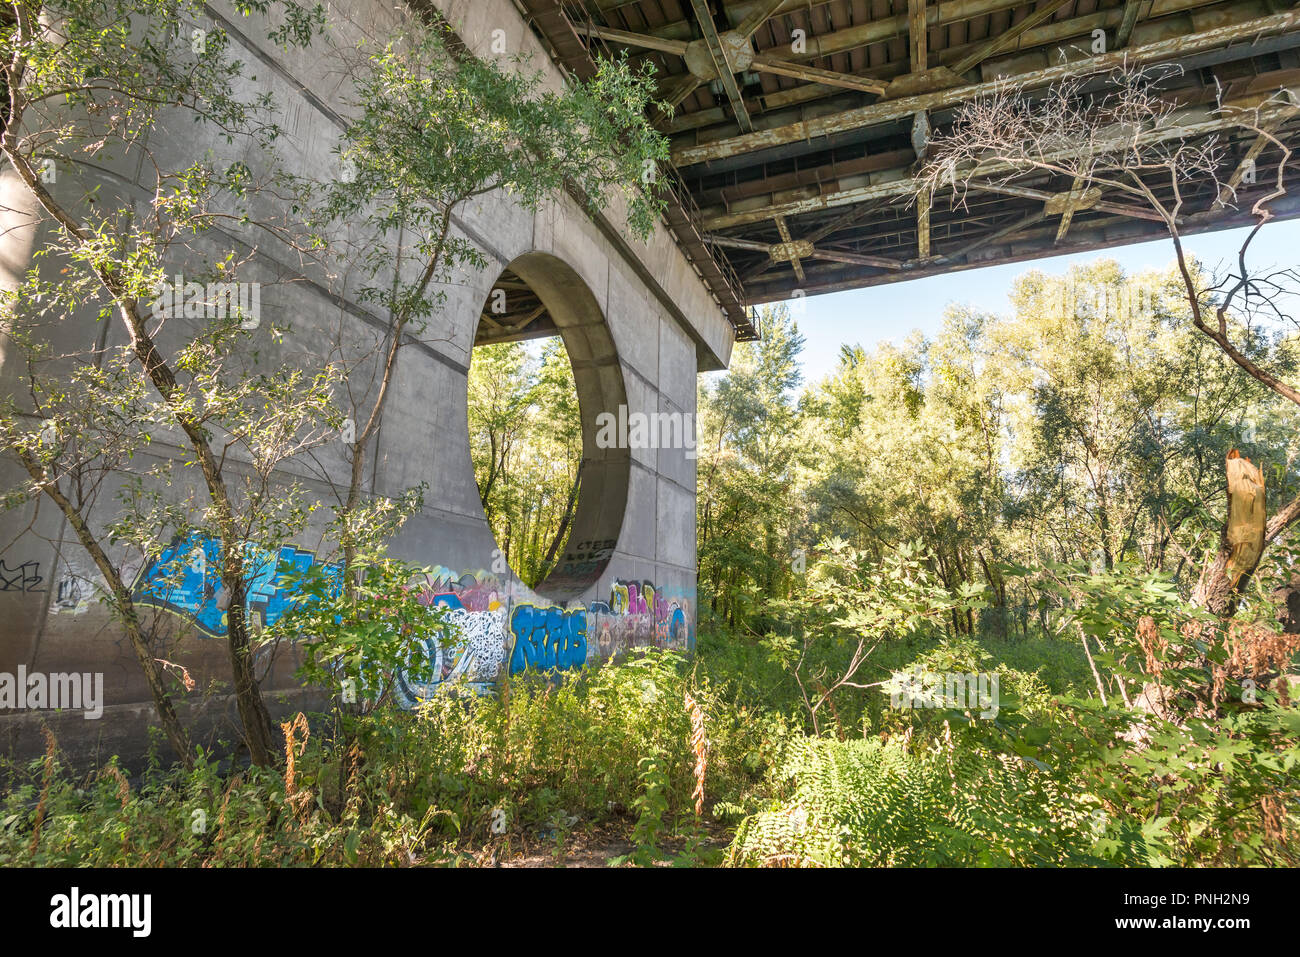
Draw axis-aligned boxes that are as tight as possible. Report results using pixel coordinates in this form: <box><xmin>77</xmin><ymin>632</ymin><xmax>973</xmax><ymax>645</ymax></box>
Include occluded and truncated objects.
<box><xmin>538</xmin><ymin>470</ymin><xmax>580</xmax><ymax>581</ymax></box>
<box><xmin>17</xmin><ymin>455</ymin><xmax>193</xmax><ymax>766</ymax></box>
<box><xmin>221</xmin><ymin>572</ymin><xmax>278</xmax><ymax>767</ymax></box>
<box><xmin>2</xmin><ymin>100</ymin><xmax>278</xmax><ymax>767</ymax></box>
<box><xmin>1193</xmin><ymin>451</ymin><xmax>1266</xmax><ymax>616</ymax></box>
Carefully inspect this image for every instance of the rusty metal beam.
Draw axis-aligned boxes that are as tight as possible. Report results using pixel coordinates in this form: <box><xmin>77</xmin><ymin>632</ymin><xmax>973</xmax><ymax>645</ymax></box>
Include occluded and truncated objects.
<box><xmin>917</xmin><ymin>189</ymin><xmax>932</xmax><ymax>257</ymax></box>
<box><xmin>594</xmin><ymin>0</ymin><xmax>1031</xmax><ymax>50</ymax></box>
<box><xmin>949</xmin><ymin>0</ymin><xmax>1073</xmax><ymax>77</ymax></box>
<box><xmin>664</xmin><ymin>75</ymin><xmax>704</xmax><ymax>107</ymax></box>
<box><xmin>688</xmin><ymin>0</ymin><xmax>753</xmax><ymax>132</ymax></box>
<box><xmin>946</xmin><ymin>208</ymin><xmax>1047</xmax><ymax>259</ymax></box>
<box><xmin>807</xmin><ymin>248</ymin><xmax>905</xmax><ymax>270</ymax></box>
<box><xmin>701</xmin><ymin>164</ymin><xmax>1123</xmax><ymax>231</ymax></box>
<box><xmin>660</xmin><ymin>0</ymin><xmax>1219</xmax><ymax>140</ymax></box>
<box><xmin>697</xmin><ymin>86</ymin><xmax>1300</xmax><ymax>230</ymax></box>
<box><xmin>572</xmin><ymin>22</ymin><xmax>689</xmax><ymax>56</ymax></box>
<box><xmin>705</xmin><ymin>234</ymin><xmax>771</xmax><ymax>253</ymax></box>
<box><xmin>909</xmin><ymin>0</ymin><xmax>928</xmax><ymax>74</ymax></box>
<box><xmin>972</xmin><ymin>181</ymin><xmax>1170</xmax><ymax>222</ymax></box>
<box><xmin>671</xmin><ymin>8</ymin><xmax>1300</xmax><ymax>167</ymax></box>
<box><xmin>652</xmin><ymin>73</ymin><xmax>704</xmax><ymax>126</ymax></box>
<box><xmin>608</xmin><ymin>0</ymin><xmax>1203</xmax><ymax>65</ymax></box>
<box><xmin>572</xmin><ymin>22</ymin><xmax>889</xmax><ymax>98</ymax></box>
<box><xmin>741</xmin><ymin>188</ymin><xmax>1300</xmax><ymax>303</ymax></box>
<box><xmin>774</xmin><ymin>214</ymin><xmax>805</xmax><ymax>281</ymax></box>
<box><xmin>695</xmin><ymin>148</ymin><xmax>913</xmax><ymax>207</ymax></box>
<box><xmin>704</xmin><ymin>229</ymin><xmax>904</xmax><ymax>270</ymax></box>
<box><xmin>803</xmin><ymin>197</ymin><xmax>899</xmax><ymax>245</ymax></box>
<box><xmin>744</xmin><ymin>0</ymin><xmax>1198</xmax><ymax>64</ymax></box>
<box><xmin>1054</xmin><ymin>177</ymin><xmax>1087</xmax><ymax>242</ymax></box>
<box><xmin>912</xmin><ymin>109</ymin><xmax>931</xmax><ymax>158</ymax></box>
<box><xmin>748</xmin><ymin>53</ymin><xmax>890</xmax><ymax>94</ymax></box>
<box><xmin>1214</xmin><ymin>126</ymin><xmax>1277</xmax><ymax>208</ymax></box>
<box><xmin>760</xmin><ymin>0</ymin><xmax>1043</xmax><ymax>61</ymax></box>
<box><xmin>531</xmin><ymin>0</ymin><xmax>1300</xmax><ymax>328</ymax></box>
<box><xmin>588</xmin><ymin>0</ymin><xmax>807</xmax><ymax>36</ymax></box>
<box><xmin>729</xmin><ymin>197</ymin><xmax>901</xmax><ymax>284</ymax></box>
<box><xmin>734</xmin><ymin>0</ymin><xmax>789</xmax><ymax>40</ymax></box>
<box><xmin>480</xmin><ymin>302</ymin><xmax>548</xmax><ymax>332</ymax></box>
<box><xmin>1115</xmin><ymin>0</ymin><xmax>1151</xmax><ymax>49</ymax></box>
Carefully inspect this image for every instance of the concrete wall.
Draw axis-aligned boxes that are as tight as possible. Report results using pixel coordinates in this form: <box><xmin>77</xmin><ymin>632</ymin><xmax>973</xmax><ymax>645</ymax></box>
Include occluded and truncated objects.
<box><xmin>0</xmin><ymin>0</ymin><xmax>735</xmax><ymax>767</ymax></box>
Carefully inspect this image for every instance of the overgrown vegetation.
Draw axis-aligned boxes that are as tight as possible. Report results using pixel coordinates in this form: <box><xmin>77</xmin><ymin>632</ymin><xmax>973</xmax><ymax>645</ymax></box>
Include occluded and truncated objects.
<box><xmin>0</xmin><ymin>649</ymin><xmax>771</xmax><ymax>866</ymax></box>
<box><xmin>7</xmin><ymin>256</ymin><xmax>1300</xmax><ymax>866</ymax></box>
<box><xmin>685</xmin><ymin>256</ymin><xmax>1300</xmax><ymax>867</ymax></box>
<box><xmin>4</xmin><ymin>538</ymin><xmax>1296</xmax><ymax>866</ymax></box>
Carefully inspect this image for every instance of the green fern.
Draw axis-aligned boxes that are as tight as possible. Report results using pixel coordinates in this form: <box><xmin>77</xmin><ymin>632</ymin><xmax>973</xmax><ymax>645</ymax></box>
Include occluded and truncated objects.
<box><xmin>726</xmin><ymin>735</ymin><xmax>1114</xmax><ymax>867</ymax></box>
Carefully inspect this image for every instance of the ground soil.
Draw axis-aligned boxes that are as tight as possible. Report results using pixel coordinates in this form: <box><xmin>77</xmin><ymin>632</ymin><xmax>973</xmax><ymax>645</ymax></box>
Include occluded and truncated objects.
<box><xmin>472</xmin><ymin>821</ymin><xmax>732</xmax><ymax>867</ymax></box>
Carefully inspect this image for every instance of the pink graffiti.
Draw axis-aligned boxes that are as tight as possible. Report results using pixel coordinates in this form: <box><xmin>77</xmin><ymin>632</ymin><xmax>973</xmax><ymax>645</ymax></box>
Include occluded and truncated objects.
<box><xmin>415</xmin><ymin>568</ymin><xmax>503</xmax><ymax>613</ymax></box>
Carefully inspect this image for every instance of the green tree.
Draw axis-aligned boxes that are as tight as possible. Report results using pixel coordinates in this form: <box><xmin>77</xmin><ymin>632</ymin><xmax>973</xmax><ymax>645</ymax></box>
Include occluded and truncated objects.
<box><xmin>467</xmin><ymin>338</ymin><xmax>582</xmax><ymax>588</ymax></box>
<box><xmin>696</xmin><ymin>303</ymin><xmax>805</xmax><ymax>630</ymax></box>
<box><xmin>989</xmin><ymin>262</ymin><xmax>1272</xmax><ymax>576</ymax></box>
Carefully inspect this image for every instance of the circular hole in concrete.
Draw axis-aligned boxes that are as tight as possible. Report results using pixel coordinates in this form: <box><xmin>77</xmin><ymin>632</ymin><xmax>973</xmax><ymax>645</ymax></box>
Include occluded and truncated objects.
<box><xmin>467</xmin><ymin>252</ymin><xmax>628</xmax><ymax>600</ymax></box>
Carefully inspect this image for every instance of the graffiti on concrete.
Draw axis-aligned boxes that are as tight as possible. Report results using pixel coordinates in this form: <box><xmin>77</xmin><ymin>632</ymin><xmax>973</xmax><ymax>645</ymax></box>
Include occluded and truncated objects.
<box><xmin>391</xmin><ymin>604</ymin><xmax>508</xmax><ymax>705</ymax></box>
<box><xmin>662</xmin><ymin>604</ymin><xmax>688</xmax><ymax>648</ymax></box>
<box><xmin>0</xmin><ymin>560</ymin><xmax>43</xmax><ymax>593</ymax></box>
<box><xmin>397</xmin><ymin>568</ymin><xmax>596</xmax><ymax>689</ymax></box>
<box><xmin>127</xmin><ymin>537</ymin><xmax>694</xmax><ymax>699</ymax></box>
<box><xmin>392</xmin><ymin>569</ymin><xmax>510</xmax><ymax>704</ymax></box>
<box><xmin>589</xmin><ymin>579</ymin><xmax>692</xmax><ymax>661</ymax></box>
<box><xmin>508</xmin><ymin>603</ymin><xmax>588</xmax><ymax>674</ymax></box>
<box><xmin>51</xmin><ymin>566</ymin><xmax>96</xmax><ymax>615</ymax></box>
<box><xmin>543</xmin><ymin>538</ymin><xmax>616</xmax><ymax>594</ymax></box>
<box><xmin>131</xmin><ymin>533</ymin><xmax>340</xmax><ymax>638</ymax></box>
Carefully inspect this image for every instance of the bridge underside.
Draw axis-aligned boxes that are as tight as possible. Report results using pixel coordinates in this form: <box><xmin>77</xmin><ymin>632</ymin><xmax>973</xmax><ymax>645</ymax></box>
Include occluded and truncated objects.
<box><xmin>525</xmin><ymin>0</ymin><xmax>1300</xmax><ymax>328</ymax></box>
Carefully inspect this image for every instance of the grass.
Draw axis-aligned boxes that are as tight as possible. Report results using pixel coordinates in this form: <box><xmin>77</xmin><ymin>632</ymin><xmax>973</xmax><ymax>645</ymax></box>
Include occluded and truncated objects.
<box><xmin>3</xmin><ymin>622</ymin><xmax>1267</xmax><ymax>868</ymax></box>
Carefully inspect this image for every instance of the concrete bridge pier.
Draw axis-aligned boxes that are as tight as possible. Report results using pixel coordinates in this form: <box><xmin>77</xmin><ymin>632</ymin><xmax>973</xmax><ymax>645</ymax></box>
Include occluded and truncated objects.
<box><xmin>0</xmin><ymin>0</ymin><xmax>736</xmax><ymax>768</ymax></box>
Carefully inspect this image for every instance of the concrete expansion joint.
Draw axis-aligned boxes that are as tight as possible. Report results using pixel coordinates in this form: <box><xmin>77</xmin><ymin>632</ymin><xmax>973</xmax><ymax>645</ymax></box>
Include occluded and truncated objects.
<box><xmin>627</xmin><ymin>455</ymin><xmax>695</xmax><ymax>495</ymax></box>
<box><xmin>569</xmin><ymin>355</ymin><xmax>621</xmax><ymax>370</ymax></box>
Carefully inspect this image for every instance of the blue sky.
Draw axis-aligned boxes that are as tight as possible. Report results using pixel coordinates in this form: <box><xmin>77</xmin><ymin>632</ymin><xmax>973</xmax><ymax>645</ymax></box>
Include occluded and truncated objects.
<box><xmin>783</xmin><ymin>218</ymin><xmax>1300</xmax><ymax>387</ymax></box>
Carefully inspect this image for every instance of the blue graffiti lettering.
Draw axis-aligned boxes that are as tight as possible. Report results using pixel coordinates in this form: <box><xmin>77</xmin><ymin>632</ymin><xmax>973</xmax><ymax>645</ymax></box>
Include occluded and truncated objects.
<box><xmin>132</xmin><ymin>533</ymin><xmax>340</xmax><ymax>638</ymax></box>
<box><xmin>508</xmin><ymin>604</ymin><xmax>587</xmax><ymax>674</ymax></box>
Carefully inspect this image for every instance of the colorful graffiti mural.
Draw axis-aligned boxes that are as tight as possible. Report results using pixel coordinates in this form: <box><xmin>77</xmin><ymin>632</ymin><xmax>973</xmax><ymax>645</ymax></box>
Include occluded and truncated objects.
<box><xmin>392</xmin><ymin>569</ymin><xmax>511</xmax><ymax>704</ymax></box>
<box><xmin>131</xmin><ymin>533</ymin><xmax>341</xmax><ymax>638</ymax></box>
<box><xmin>130</xmin><ymin>539</ymin><xmax>694</xmax><ymax>700</ymax></box>
<box><xmin>401</xmin><ymin>575</ymin><xmax>691</xmax><ymax>681</ymax></box>
<box><xmin>589</xmin><ymin>579</ymin><xmax>691</xmax><ymax>662</ymax></box>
